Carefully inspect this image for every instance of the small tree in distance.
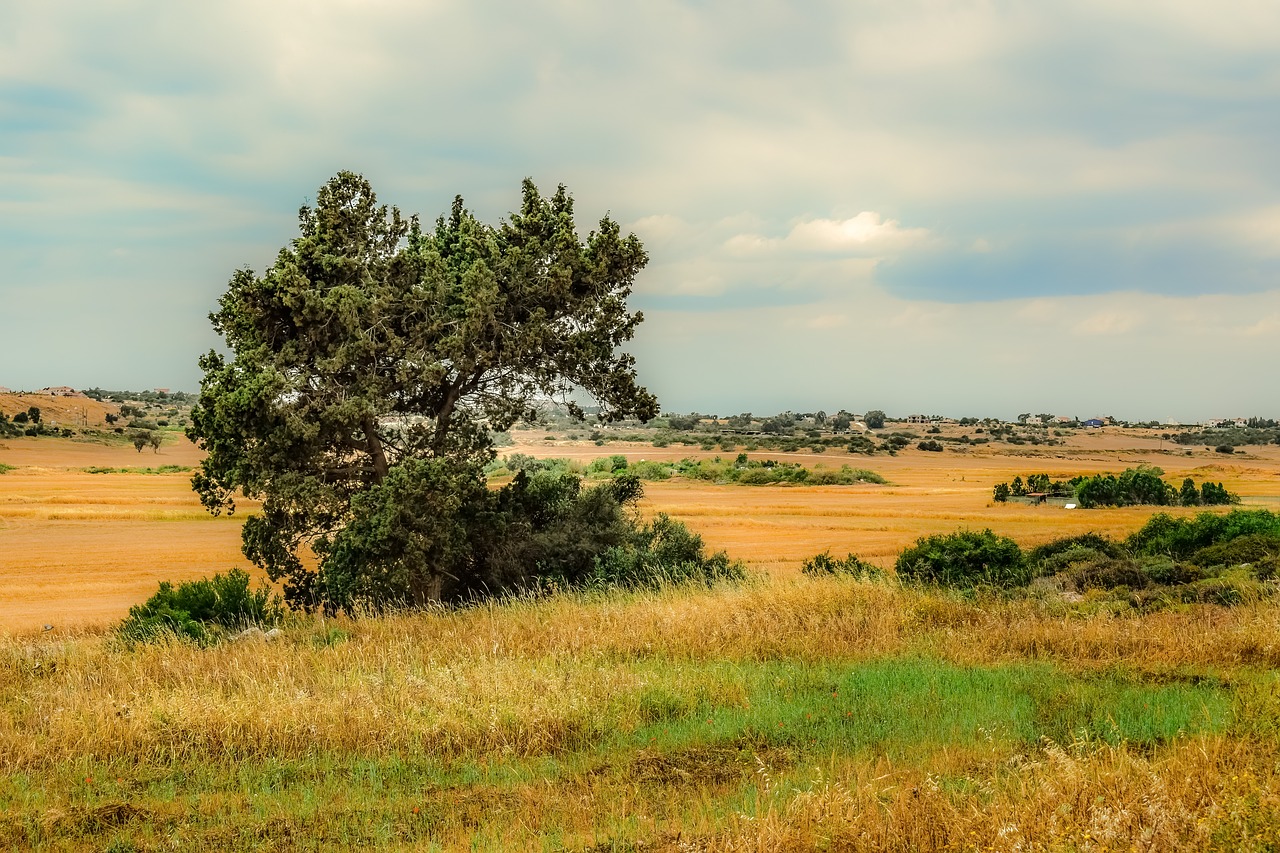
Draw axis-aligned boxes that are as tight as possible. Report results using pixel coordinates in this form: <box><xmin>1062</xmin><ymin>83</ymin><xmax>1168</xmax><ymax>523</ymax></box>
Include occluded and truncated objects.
<box><xmin>864</xmin><ymin>410</ymin><xmax>886</xmax><ymax>430</ymax></box>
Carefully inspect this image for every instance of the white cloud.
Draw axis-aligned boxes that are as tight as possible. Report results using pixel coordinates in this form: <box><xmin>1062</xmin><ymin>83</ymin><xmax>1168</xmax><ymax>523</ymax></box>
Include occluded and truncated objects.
<box><xmin>725</xmin><ymin>213</ymin><xmax>931</xmax><ymax>257</ymax></box>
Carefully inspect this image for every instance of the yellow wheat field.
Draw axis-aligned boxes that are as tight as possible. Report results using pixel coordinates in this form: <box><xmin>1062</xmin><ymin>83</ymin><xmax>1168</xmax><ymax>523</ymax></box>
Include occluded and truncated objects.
<box><xmin>2</xmin><ymin>429</ymin><xmax>1278</xmax><ymax>634</ymax></box>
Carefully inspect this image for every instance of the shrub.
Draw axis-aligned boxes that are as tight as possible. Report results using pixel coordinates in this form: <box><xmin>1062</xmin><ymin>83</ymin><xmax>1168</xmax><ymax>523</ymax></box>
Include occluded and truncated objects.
<box><xmin>1215</xmin><ymin>445</ymin><xmax>1235</xmax><ymax>454</ymax></box>
<box><xmin>119</xmin><ymin>568</ymin><xmax>281</xmax><ymax>643</ymax></box>
<box><xmin>801</xmin><ymin>551</ymin><xmax>883</xmax><ymax>580</ymax></box>
<box><xmin>1137</xmin><ymin>555</ymin><xmax>1207</xmax><ymax>586</ymax></box>
<box><xmin>1188</xmin><ymin>533</ymin><xmax>1280</xmax><ymax>569</ymax></box>
<box><xmin>1026</xmin><ymin>533</ymin><xmax>1125</xmax><ymax>568</ymax></box>
<box><xmin>1126</xmin><ymin>509</ymin><xmax>1280</xmax><ymax>559</ymax></box>
<box><xmin>627</xmin><ymin>460</ymin><xmax>672</xmax><ymax>480</ymax></box>
<box><xmin>916</xmin><ymin>440</ymin><xmax>944</xmax><ymax>452</ymax></box>
<box><xmin>589</xmin><ymin>513</ymin><xmax>746</xmax><ymax>589</ymax></box>
<box><xmin>895</xmin><ymin>529</ymin><xmax>1027</xmax><ymax>588</ymax></box>
<box><xmin>1067</xmin><ymin>558</ymin><xmax>1150</xmax><ymax>592</ymax></box>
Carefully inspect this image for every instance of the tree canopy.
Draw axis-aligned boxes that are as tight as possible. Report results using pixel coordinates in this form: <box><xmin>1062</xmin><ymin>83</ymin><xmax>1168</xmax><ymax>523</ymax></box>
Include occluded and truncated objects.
<box><xmin>190</xmin><ymin>172</ymin><xmax>660</xmax><ymax>609</ymax></box>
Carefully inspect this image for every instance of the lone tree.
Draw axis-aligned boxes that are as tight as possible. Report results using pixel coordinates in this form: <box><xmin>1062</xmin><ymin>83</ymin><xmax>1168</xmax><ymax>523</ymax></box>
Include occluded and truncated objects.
<box><xmin>189</xmin><ymin>172</ymin><xmax>658</xmax><ymax>609</ymax></box>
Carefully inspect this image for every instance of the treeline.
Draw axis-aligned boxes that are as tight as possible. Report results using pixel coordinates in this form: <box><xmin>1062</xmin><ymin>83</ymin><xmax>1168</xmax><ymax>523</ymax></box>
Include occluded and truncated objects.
<box><xmin>1172</xmin><ymin>426</ymin><xmax>1280</xmax><ymax>449</ymax></box>
<box><xmin>491</xmin><ymin>453</ymin><xmax>888</xmax><ymax>486</ymax></box>
<box><xmin>810</xmin><ymin>509</ymin><xmax>1280</xmax><ymax>612</ymax></box>
<box><xmin>993</xmin><ymin>466</ymin><xmax>1235</xmax><ymax>508</ymax></box>
<box><xmin>83</xmin><ymin>388</ymin><xmax>195</xmax><ymax>405</ymax></box>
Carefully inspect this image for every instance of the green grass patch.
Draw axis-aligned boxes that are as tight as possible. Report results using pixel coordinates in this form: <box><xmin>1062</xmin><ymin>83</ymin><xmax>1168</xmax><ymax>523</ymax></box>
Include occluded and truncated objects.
<box><xmin>82</xmin><ymin>465</ymin><xmax>192</xmax><ymax>475</ymax></box>
<box><xmin>615</xmin><ymin>658</ymin><xmax>1231</xmax><ymax>759</ymax></box>
<box><xmin>0</xmin><ymin>462</ymin><xmax>14</xmax><ymax>474</ymax></box>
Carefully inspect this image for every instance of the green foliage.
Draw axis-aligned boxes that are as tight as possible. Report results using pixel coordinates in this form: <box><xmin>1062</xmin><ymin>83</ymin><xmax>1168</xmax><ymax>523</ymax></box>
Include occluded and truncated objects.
<box><xmin>863</xmin><ymin>410</ymin><xmax>885</xmax><ymax>429</ymax></box>
<box><xmin>1179</xmin><ymin>477</ymin><xmax>1200</xmax><ymax>506</ymax></box>
<box><xmin>534</xmin><ymin>454</ymin><xmax>887</xmax><ymax>487</ymax></box>
<box><xmin>895</xmin><ymin>529</ymin><xmax>1028</xmax><ymax>588</ymax></box>
<box><xmin>992</xmin><ymin>482</ymin><xmax>1010</xmax><ymax>502</ymax></box>
<box><xmin>586</xmin><ymin>454</ymin><xmax>629</xmax><ymax>475</ymax></box>
<box><xmin>916</xmin><ymin>440</ymin><xmax>944</xmax><ymax>452</ymax></box>
<box><xmin>1200</xmin><ymin>481</ymin><xmax>1234</xmax><ymax>505</ymax></box>
<box><xmin>188</xmin><ymin>172</ymin><xmax>658</xmax><ymax>612</ymax></box>
<box><xmin>119</xmin><ymin>569</ymin><xmax>282</xmax><ymax>643</ymax></box>
<box><xmin>666</xmin><ymin>414</ymin><xmax>699</xmax><ymax>431</ymax></box>
<box><xmin>801</xmin><ymin>551</ymin><xmax>883</xmax><ymax>580</ymax></box>
<box><xmin>627</xmin><ymin>460</ymin><xmax>672</xmax><ymax>480</ymax></box>
<box><xmin>1125</xmin><ymin>509</ymin><xmax>1280</xmax><ymax>559</ymax></box>
<box><xmin>587</xmin><ymin>512</ymin><xmax>746</xmax><ymax>590</ymax></box>
<box><xmin>1026</xmin><ymin>533</ymin><xmax>1125</xmax><ymax>569</ymax></box>
<box><xmin>1187</xmin><ymin>533</ymin><xmax>1280</xmax><ymax>569</ymax></box>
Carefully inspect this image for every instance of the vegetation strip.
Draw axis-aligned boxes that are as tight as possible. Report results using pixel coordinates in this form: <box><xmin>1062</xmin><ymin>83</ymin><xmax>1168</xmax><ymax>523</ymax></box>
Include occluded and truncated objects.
<box><xmin>490</xmin><ymin>452</ymin><xmax>888</xmax><ymax>486</ymax></box>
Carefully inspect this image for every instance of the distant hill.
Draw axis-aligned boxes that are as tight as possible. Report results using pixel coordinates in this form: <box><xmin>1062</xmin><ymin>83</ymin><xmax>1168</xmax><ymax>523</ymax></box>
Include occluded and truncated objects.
<box><xmin>0</xmin><ymin>392</ymin><xmax>121</xmax><ymax>427</ymax></box>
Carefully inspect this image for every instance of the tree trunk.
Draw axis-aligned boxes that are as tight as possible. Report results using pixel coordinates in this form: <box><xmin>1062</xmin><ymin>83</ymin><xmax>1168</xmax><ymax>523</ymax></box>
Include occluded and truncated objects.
<box><xmin>362</xmin><ymin>417</ymin><xmax>389</xmax><ymax>483</ymax></box>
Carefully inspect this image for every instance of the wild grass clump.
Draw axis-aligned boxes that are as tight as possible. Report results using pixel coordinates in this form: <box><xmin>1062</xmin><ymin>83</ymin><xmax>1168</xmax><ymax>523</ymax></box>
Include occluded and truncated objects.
<box><xmin>118</xmin><ymin>568</ymin><xmax>282</xmax><ymax>644</ymax></box>
<box><xmin>801</xmin><ymin>551</ymin><xmax>883</xmax><ymax>580</ymax></box>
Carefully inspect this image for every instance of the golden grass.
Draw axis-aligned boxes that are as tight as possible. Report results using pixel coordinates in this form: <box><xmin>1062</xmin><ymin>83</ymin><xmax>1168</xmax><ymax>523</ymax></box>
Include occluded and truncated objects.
<box><xmin>3</xmin><ymin>579</ymin><xmax>1280</xmax><ymax>850</ymax></box>
<box><xmin>3</xmin><ymin>432</ymin><xmax>1279</xmax><ymax>633</ymax></box>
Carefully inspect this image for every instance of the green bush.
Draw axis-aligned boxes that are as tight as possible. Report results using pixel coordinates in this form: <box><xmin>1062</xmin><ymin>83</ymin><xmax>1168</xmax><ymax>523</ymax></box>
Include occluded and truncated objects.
<box><xmin>1026</xmin><ymin>533</ymin><xmax>1125</xmax><ymax>568</ymax></box>
<box><xmin>119</xmin><ymin>569</ymin><xmax>282</xmax><ymax>643</ymax></box>
<box><xmin>1188</xmin><ymin>533</ymin><xmax>1280</xmax><ymax>569</ymax></box>
<box><xmin>801</xmin><ymin>551</ymin><xmax>883</xmax><ymax>580</ymax></box>
<box><xmin>1067</xmin><ymin>558</ymin><xmax>1150</xmax><ymax>592</ymax></box>
<box><xmin>627</xmin><ymin>460</ymin><xmax>672</xmax><ymax>480</ymax></box>
<box><xmin>895</xmin><ymin>529</ymin><xmax>1027</xmax><ymax>588</ymax></box>
<box><xmin>1125</xmin><ymin>509</ymin><xmax>1280</xmax><ymax>559</ymax></box>
<box><xmin>589</xmin><ymin>513</ymin><xmax>747</xmax><ymax>590</ymax></box>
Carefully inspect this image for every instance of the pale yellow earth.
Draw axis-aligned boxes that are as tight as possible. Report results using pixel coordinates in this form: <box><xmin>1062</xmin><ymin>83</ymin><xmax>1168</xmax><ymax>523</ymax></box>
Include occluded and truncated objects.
<box><xmin>2</xmin><ymin>428</ymin><xmax>1277</xmax><ymax>634</ymax></box>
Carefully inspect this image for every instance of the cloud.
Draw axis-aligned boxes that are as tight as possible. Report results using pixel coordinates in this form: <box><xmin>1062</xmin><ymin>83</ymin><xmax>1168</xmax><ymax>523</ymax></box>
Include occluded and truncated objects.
<box><xmin>1</xmin><ymin>2</ymin><xmax>1279</xmax><ymax>414</ymax></box>
<box><xmin>724</xmin><ymin>213</ymin><xmax>931</xmax><ymax>257</ymax></box>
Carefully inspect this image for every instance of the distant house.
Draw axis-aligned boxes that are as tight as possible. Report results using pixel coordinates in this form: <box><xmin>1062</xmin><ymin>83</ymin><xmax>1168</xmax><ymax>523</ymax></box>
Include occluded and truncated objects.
<box><xmin>38</xmin><ymin>386</ymin><xmax>80</xmax><ymax>397</ymax></box>
<box><xmin>1024</xmin><ymin>416</ymin><xmax>1043</xmax><ymax>426</ymax></box>
<box><xmin>1083</xmin><ymin>418</ymin><xmax>1104</xmax><ymax>428</ymax></box>
<box><xmin>0</xmin><ymin>386</ymin><xmax>11</xmax><ymax>394</ymax></box>
<box><xmin>906</xmin><ymin>414</ymin><xmax>931</xmax><ymax>424</ymax></box>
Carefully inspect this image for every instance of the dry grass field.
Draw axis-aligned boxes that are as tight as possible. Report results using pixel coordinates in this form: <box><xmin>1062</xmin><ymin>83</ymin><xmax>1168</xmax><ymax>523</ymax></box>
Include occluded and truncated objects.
<box><xmin>2</xmin><ymin>429</ymin><xmax>1278</xmax><ymax>633</ymax></box>
<box><xmin>4</xmin><ymin>429</ymin><xmax>1280</xmax><ymax>850</ymax></box>
<box><xmin>0</xmin><ymin>436</ymin><xmax>255</xmax><ymax>633</ymax></box>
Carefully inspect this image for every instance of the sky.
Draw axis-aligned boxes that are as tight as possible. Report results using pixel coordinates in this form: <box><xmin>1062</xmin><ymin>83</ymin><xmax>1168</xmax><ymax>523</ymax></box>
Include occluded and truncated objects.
<box><xmin>3</xmin><ymin>1</ymin><xmax>1279</xmax><ymax>422</ymax></box>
